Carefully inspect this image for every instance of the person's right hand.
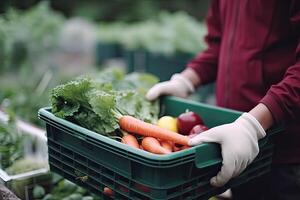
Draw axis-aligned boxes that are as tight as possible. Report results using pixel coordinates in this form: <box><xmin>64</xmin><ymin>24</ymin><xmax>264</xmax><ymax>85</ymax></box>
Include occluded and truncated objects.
<box><xmin>146</xmin><ymin>74</ymin><xmax>195</xmax><ymax>101</ymax></box>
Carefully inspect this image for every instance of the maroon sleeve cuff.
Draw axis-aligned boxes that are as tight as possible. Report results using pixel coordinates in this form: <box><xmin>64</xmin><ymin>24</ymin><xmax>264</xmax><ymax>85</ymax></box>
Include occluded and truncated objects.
<box><xmin>260</xmin><ymin>92</ymin><xmax>287</xmax><ymax>124</ymax></box>
<box><xmin>187</xmin><ymin>61</ymin><xmax>217</xmax><ymax>86</ymax></box>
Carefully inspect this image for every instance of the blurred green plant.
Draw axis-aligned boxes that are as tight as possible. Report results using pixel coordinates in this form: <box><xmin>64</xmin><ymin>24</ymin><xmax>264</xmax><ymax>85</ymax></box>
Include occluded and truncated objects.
<box><xmin>32</xmin><ymin>174</ymin><xmax>101</xmax><ymax>200</ymax></box>
<box><xmin>6</xmin><ymin>158</ymin><xmax>48</xmax><ymax>175</ymax></box>
<box><xmin>97</xmin><ymin>11</ymin><xmax>207</xmax><ymax>56</ymax></box>
<box><xmin>0</xmin><ymin>1</ymin><xmax>65</xmax><ymax>72</ymax></box>
<box><xmin>0</xmin><ymin>68</ymin><xmax>72</xmax><ymax>127</ymax></box>
<box><xmin>0</xmin><ymin>118</ymin><xmax>23</xmax><ymax>169</ymax></box>
<box><xmin>69</xmin><ymin>0</ymin><xmax>210</xmax><ymax>22</ymax></box>
<box><xmin>1</xmin><ymin>0</ymin><xmax>211</xmax><ymax>22</ymax></box>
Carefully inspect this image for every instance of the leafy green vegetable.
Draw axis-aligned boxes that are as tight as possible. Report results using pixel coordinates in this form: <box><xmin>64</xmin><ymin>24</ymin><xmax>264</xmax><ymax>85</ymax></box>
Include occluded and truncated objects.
<box><xmin>51</xmin><ymin>78</ymin><xmax>92</xmax><ymax>119</ymax></box>
<box><xmin>50</xmin><ymin>68</ymin><xmax>159</xmax><ymax>136</ymax></box>
<box><xmin>33</xmin><ymin>185</ymin><xmax>46</xmax><ymax>199</ymax></box>
<box><xmin>82</xmin><ymin>196</ymin><xmax>94</xmax><ymax>200</ymax></box>
<box><xmin>91</xmin><ymin>67</ymin><xmax>125</xmax><ymax>85</ymax></box>
<box><xmin>39</xmin><ymin>177</ymin><xmax>100</xmax><ymax>200</ymax></box>
<box><xmin>115</xmin><ymin>72</ymin><xmax>159</xmax><ymax>94</ymax></box>
<box><xmin>0</xmin><ymin>68</ymin><xmax>73</xmax><ymax>127</ymax></box>
<box><xmin>62</xmin><ymin>193</ymin><xmax>83</xmax><ymax>200</ymax></box>
<box><xmin>0</xmin><ymin>1</ymin><xmax>64</xmax><ymax>72</ymax></box>
<box><xmin>5</xmin><ymin>158</ymin><xmax>48</xmax><ymax>175</ymax></box>
<box><xmin>42</xmin><ymin>194</ymin><xmax>54</xmax><ymax>200</ymax></box>
<box><xmin>0</xmin><ymin>119</ymin><xmax>23</xmax><ymax>169</ymax></box>
<box><xmin>55</xmin><ymin>180</ymin><xmax>77</xmax><ymax>195</ymax></box>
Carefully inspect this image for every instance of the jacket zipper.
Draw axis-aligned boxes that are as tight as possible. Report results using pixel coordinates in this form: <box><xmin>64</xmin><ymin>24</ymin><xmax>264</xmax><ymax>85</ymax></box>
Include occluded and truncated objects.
<box><xmin>224</xmin><ymin>0</ymin><xmax>240</xmax><ymax>107</ymax></box>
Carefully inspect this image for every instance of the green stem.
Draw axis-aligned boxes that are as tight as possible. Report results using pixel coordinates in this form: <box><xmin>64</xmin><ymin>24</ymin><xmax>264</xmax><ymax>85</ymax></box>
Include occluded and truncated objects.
<box><xmin>120</xmin><ymin>129</ymin><xmax>129</xmax><ymax>136</ymax></box>
<box><xmin>108</xmin><ymin>135</ymin><xmax>122</xmax><ymax>141</ymax></box>
<box><xmin>111</xmin><ymin>109</ymin><xmax>123</xmax><ymax>120</ymax></box>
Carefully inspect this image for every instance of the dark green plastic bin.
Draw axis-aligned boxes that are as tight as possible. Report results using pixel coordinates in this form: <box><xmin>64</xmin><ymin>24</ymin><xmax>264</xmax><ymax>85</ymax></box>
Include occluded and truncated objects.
<box><xmin>95</xmin><ymin>42</ymin><xmax>122</xmax><ymax>65</ymax></box>
<box><xmin>38</xmin><ymin>96</ymin><xmax>283</xmax><ymax>200</ymax></box>
<box><xmin>125</xmin><ymin>50</ymin><xmax>193</xmax><ymax>81</ymax></box>
<box><xmin>145</xmin><ymin>52</ymin><xmax>194</xmax><ymax>82</ymax></box>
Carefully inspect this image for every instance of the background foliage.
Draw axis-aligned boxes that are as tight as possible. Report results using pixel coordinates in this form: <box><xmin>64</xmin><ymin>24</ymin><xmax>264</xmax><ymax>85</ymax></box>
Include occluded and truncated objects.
<box><xmin>0</xmin><ymin>0</ymin><xmax>211</xmax><ymax>22</ymax></box>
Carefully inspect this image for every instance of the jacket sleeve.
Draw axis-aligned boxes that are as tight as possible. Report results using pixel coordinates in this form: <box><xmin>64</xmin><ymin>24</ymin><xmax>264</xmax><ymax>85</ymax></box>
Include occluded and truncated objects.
<box><xmin>260</xmin><ymin>1</ymin><xmax>300</xmax><ymax>124</ymax></box>
<box><xmin>187</xmin><ymin>0</ymin><xmax>222</xmax><ymax>85</ymax></box>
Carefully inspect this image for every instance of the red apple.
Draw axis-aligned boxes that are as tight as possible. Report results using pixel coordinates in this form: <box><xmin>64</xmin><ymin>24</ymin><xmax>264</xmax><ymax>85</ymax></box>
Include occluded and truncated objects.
<box><xmin>189</xmin><ymin>124</ymin><xmax>209</xmax><ymax>134</ymax></box>
<box><xmin>177</xmin><ymin>111</ymin><xmax>204</xmax><ymax>135</ymax></box>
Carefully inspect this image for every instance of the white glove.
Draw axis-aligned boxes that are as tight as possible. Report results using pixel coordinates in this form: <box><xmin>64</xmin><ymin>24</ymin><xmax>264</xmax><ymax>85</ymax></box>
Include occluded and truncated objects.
<box><xmin>188</xmin><ymin>113</ymin><xmax>266</xmax><ymax>187</ymax></box>
<box><xmin>146</xmin><ymin>74</ymin><xmax>195</xmax><ymax>101</ymax></box>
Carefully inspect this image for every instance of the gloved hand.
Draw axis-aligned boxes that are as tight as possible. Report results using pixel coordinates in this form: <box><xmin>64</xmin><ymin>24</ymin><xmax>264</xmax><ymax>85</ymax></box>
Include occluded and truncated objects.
<box><xmin>188</xmin><ymin>113</ymin><xmax>266</xmax><ymax>187</ymax></box>
<box><xmin>146</xmin><ymin>74</ymin><xmax>195</xmax><ymax>101</ymax></box>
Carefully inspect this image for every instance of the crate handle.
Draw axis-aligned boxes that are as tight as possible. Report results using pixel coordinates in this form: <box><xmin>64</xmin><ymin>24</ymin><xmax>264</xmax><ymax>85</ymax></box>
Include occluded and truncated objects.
<box><xmin>194</xmin><ymin>143</ymin><xmax>222</xmax><ymax>169</ymax></box>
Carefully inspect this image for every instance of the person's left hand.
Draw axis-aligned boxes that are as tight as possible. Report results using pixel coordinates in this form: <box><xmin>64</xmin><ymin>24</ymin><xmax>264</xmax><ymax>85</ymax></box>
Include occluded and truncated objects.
<box><xmin>188</xmin><ymin>113</ymin><xmax>266</xmax><ymax>187</ymax></box>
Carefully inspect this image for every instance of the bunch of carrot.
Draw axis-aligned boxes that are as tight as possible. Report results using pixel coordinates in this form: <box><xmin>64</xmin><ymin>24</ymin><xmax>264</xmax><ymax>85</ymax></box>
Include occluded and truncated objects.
<box><xmin>119</xmin><ymin>115</ymin><xmax>190</xmax><ymax>154</ymax></box>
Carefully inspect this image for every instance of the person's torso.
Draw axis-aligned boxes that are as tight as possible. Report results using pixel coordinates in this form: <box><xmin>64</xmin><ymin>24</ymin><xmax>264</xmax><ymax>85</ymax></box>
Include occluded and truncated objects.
<box><xmin>216</xmin><ymin>0</ymin><xmax>298</xmax><ymax>111</ymax></box>
<box><xmin>216</xmin><ymin>0</ymin><xmax>300</xmax><ymax>164</ymax></box>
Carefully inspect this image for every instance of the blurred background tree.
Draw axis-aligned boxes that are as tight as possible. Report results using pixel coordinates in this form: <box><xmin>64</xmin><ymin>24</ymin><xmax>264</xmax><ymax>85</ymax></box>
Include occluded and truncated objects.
<box><xmin>0</xmin><ymin>0</ymin><xmax>211</xmax><ymax>22</ymax></box>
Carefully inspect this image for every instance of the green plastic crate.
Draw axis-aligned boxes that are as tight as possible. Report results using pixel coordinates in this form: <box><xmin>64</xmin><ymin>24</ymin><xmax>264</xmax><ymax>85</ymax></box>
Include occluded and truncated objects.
<box><xmin>38</xmin><ymin>96</ymin><xmax>283</xmax><ymax>200</ymax></box>
<box><xmin>95</xmin><ymin>42</ymin><xmax>122</xmax><ymax>65</ymax></box>
<box><xmin>125</xmin><ymin>50</ymin><xmax>194</xmax><ymax>81</ymax></box>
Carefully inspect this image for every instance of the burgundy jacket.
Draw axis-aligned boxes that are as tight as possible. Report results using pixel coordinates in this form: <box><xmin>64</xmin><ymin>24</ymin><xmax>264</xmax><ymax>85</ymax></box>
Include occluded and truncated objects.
<box><xmin>187</xmin><ymin>0</ymin><xmax>300</xmax><ymax>163</ymax></box>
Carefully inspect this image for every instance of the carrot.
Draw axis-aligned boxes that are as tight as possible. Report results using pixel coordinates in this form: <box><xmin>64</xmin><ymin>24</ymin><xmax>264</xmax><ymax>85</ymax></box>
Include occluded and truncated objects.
<box><xmin>180</xmin><ymin>145</ymin><xmax>191</xmax><ymax>150</ymax></box>
<box><xmin>142</xmin><ymin>137</ymin><xmax>172</xmax><ymax>154</ymax></box>
<box><xmin>119</xmin><ymin>115</ymin><xmax>189</xmax><ymax>146</ymax></box>
<box><xmin>119</xmin><ymin>185</ymin><xmax>129</xmax><ymax>193</ymax></box>
<box><xmin>103</xmin><ymin>187</ymin><xmax>114</xmax><ymax>196</ymax></box>
<box><xmin>134</xmin><ymin>183</ymin><xmax>151</xmax><ymax>193</ymax></box>
<box><xmin>173</xmin><ymin>145</ymin><xmax>181</xmax><ymax>152</ymax></box>
<box><xmin>121</xmin><ymin>133</ymin><xmax>139</xmax><ymax>149</ymax></box>
<box><xmin>160</xmin><ymin>140</ymin><xmax>173</xmax><ymax>152</ymax></box>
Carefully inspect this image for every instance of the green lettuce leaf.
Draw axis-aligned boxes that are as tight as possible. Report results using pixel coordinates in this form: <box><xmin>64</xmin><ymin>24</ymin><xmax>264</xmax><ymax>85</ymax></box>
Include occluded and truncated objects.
<box><xmin>50</xmin><ymin>70</ymin><xmax>159</xmax><ymax>136</ymax></box>
<box><xmin>50</xmin><ymin>78</ymin><xmax>91</xmax><ymax>118</ymax></box>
